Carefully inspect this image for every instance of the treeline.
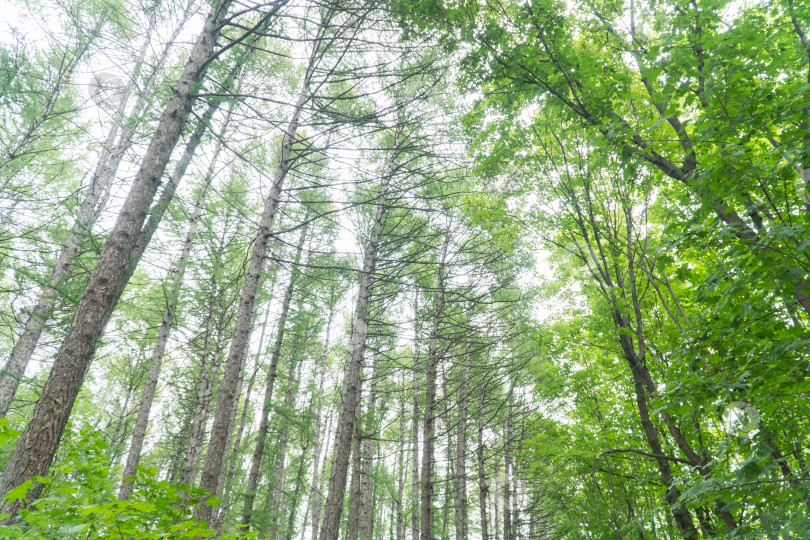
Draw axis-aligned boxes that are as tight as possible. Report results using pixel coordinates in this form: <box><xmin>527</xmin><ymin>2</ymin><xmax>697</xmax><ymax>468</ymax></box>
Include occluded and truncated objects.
<box><xmin>0</xmin><ymin>1</ymin><xmax>539</xmax><ymax>539</ymax></box>
<box><xmin>2</xmin><ymin>0</ymin><xmax>810</xmax><ymax>539</ymax></box>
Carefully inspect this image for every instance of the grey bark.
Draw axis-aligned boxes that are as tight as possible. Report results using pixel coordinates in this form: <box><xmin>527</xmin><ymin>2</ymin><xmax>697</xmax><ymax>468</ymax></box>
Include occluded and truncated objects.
<box><xmin>503</xmin><ymin>404</ymin><xmax>512</xmax><ymax>540</ymax></box>
<box><xmin>318</xmin><ymin>140</ymin><xmax>397</xmax><ymax>540</ymax></box>
<box><xmin>117</xmin><ymin>124</ymin><xmax>228</xmax><ymax>500</ymax></box>
<box><xmin>267</xmin><ymin>338</ymin><xmax>305</xmax><ymax>536</ymax></box>
<box><xmin>358</xmin><ymin>346</ymin><xmax>380</xmax><ymax>539</ymax></box>
<box><xmin>0</xmin><ymin>0</ymin><xmax>234</xmax><ymax>512</ymax></box>
<box><xmin>477</xmin><ymin>374</ymin><xmax>489</xmax><ymax>540</ymax></box>
<box><xmin>179</xmin><ymin>287</ymin><xmax>218</xmax><ymax>488</ymax></box>
<box><xmin>396</xmin><ymin>371</ymin><xmax>407</xmax><ymax>540</ymax></box>
<box><xmin>196</xmin><ymin>51</ymin><xmax>311</xmax><ymax>524</ymax></box>
<box><xmin>410</xmin><ymin>305</ymin><xmax>421</xmax><ymax>540</ymax></box>
<box><xmin>453</xmin><ymin>312</ymin><xmax>471</xmax><ymax>540</ymax></box>
<box><xmin>218</xmin><ymin>298</ymin><xmax>275</xmax><ymax>509</ymax></box>
<box><xmin>306</xmin><ymin>303</ymin><xmax>336</xmax><ymax>540</ymax></box>
<box><xmin>311</xmin><ymin>399</ymin><xmax>336</xmax><ymax>540</ymax></box>
<box><xmin>494</xmin><ymin>474</ymin><xmax>500</xmax><ymax>540</ymax></box>
<box><xmin>347</xmin><ymin>382</ymin><xmax>365</xmax><ymax>540</ymax></box>
<box><xmin>443</xmin><ymin>375</ymin><xmax>453</xmax><ymax>540</ymax></box>
<box><xmin>420</xmin><ymin>244</ymin><xmax>447</xmax><ymax>540</ymax></box>
<box><xmin>243</xmin><ymin>219</ymin><xmax>310</xmax><ymax>527</ymax></box>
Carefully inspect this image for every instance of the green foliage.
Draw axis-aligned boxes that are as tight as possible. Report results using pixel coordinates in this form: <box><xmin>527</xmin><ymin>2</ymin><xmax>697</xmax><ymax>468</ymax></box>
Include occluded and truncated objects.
<box><xmin>0</xmin><ymin>426</ymin><xmax>254</xmax><ymax>539</ymax></box>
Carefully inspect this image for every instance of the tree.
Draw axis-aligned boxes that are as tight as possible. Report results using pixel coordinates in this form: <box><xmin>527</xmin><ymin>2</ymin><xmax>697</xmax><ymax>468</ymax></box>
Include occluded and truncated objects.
<box><xmin>0</xmin><ymin>0</ymin><xmax>253</xmax><ymax>511</ymax></box>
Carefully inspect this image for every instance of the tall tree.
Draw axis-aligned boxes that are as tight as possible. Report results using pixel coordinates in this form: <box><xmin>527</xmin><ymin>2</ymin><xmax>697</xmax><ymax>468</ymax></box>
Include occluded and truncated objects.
<box><xmin>0</xmin><ymin>0</ymin><xmax>247</xmax><ymax>510</ymax></box>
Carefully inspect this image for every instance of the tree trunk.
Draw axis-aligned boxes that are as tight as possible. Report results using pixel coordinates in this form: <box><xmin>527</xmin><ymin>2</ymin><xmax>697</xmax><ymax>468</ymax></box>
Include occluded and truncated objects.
<box><xmin>454</xmin><ymin>312</ymin><xmax>470</xmax><ymax>540</ymax></box>
<box><xmin>0</xmin><ymin>1</ymin><xmax>235</xmax><ymax>511</ymax></box>
<box><xmin>243</xmin><ymin>219</ymin><xmax>310</xmax><ymax>527</ymax></box>
<box><xmin>196</xmin><ymin>65</ymin><xmax>310</xmax><ymax>527</ymax></box>
<box><xmin>396</xmin><ymin>371</ymin><xmax>407</xmax><ymax>540</ymax></box>
<box><xmin>411</xmin><ymin>302</ymin><xmax>421</xmax><ymax>540</ymax></box>
<box><xmin>358</xmin><ymin>346</ymin><xmax>380</xmax><ymax>539</ymax></box>
<box><xmin>319</xmin><ymin>140</ymin><xmax>397</xmax><ymax>540</ymax></box>
<box><xmin>311</xmin><ymin>401</ymin><xmax>336</xmax><ymax>540</ymax></box>
<box><xmin>443</xmin><ymin>375</ymin><xmax>453</xmax><ymax>540</ymax></box>
<box><xmin>267</xmin><ymin>339</ymin><xmax>305</xmax><ymax>536</ymax></box>
<box><xmin>308</xmin><ymin>305</ymin><xmax>336</xmax><ymax>540</ymax></box>
<box><xmin>420</xmin><ymin>244</ymin><xmax>447</xmax><ymax>540</ymax></box>
<box><xmin>494</xmin><ymin>474</ymin><xmax>500</xmax><ymax>540</ymax></box>
<box><xmin>347</xmin><ymin>386</ymin><xmax>364</xmax><ymax>540</ymax></box>
<box><xmin>117</xmin><ymin>113</ymin><xmax>229</xmax><ymax>500</ymax></box>
<box><xmin>503</xmin><ymin>403</ymin><xmax>512</xmax><ymax>540</ymax></box>
<box><xmin>477</xmin><ymin>374</ymin><xmax>489</xmax><ymax>540</ymax></box>
<box><xmin>218</xmin><ymin>294</ymin><xmax>275</xmax><ymax>505</ymax></box>
<box><xmin>179</xmin><ymin>290</ymin><xmax>219</xmax><ymax>488</ymax></box>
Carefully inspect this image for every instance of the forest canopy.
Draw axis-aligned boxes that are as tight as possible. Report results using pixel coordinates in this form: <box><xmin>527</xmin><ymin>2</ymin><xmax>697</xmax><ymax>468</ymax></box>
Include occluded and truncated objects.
<box><xmin>0</xmin><ymin>0</ymin><xmax>808</xmax><ymax>538</ymax></box>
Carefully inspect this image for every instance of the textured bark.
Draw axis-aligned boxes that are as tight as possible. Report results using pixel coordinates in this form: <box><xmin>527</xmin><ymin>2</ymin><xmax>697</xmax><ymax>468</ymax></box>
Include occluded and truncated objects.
<box><xmin>453</xmin><ymin>312</ymin><xmax>471</xmax><ymax>540</ymax></box>
<box><xmin>443</xmin><ymin>375</ymin><xmax>453</xmax><ymax>540</ymax></box>
<box><xmin>410</xmin><ymin>308</ymin><xmax>421</xmax><ymax>540</ymax></box>
<box><xmin>117</xmin><ymin>116</ymin><xmax>227</xmax><ymax>500</ymax></box>
<box><xmin>307</xmin><ymin>305</ymin><xmax>335</xmax><ymax>540</ymax></box>
<box><xmin>507</xmin><ymin>404</ymin><xmax>518</xmax><ymax>540</ymax></box>
<box><xmin>267</xmin><ymin>341</ymin><xmax>304</xmax><ymax>536</ymax></box>
<box><xmin>396</xmin><ymin>371</ymin><xmax>407</xmax><ymax>540</ymax></box>
<box><xmin>494</xmin><ymin>474</ymin><xmax>500</xmax><ymax>540</ymax></box>
<box><xmin>319</xmin><ymin>144</ymin><xmax>396</xmax><ymax>540</ymax></box>
<box><xmin>196</xmin><ymin>63</ymin><xmax>310</xmax><ymax>525</ymax></box>
<box><xmin>311</xmin><ymin>402</ymin><xmax>336</xmax><ymax>540</ymax></box>
<box><xmin>503</xmin><ymin>407</ymin><xmax>512</xmax><ymax>540</ymax></box>
<box><xmin>243</xmin><ymin>220</ymin><xmax>310</xmax><ymax>527</ymax></box>
<box><xmin>420</xmin><ymin>250</ymin><xmax>446</xmax><ymax>540</ymax></box>
<box><xmin>477</xmin><ymin>374</ymin><xmax>489</xmax><ymax>540</ymax></box>
<box><xmin>347</xmin><ymin>386</ymin><xmax>364</xmax><ymax>540</ymax></box>
<box><xmin>220</xmin><ymin>295</ymin><xmax>275</xmax><ymax>495</ymax></box>
<box><xmin>0</xmin><ymin>1</ymin><xmax>233</xmax><ymax>511</ymax></box>
<box><xmin>358</xmin><ymin>347</ymin><xmax>379</xmax><ymax>540</ymax></box>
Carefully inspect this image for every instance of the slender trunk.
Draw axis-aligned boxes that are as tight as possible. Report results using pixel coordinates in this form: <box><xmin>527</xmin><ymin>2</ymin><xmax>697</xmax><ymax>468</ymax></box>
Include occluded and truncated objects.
<box><xmin>358</xmin><ymin>347</ymin><xmax>380</xmax><ymax>539</ymax></box>
<box><xmin>268</xmin><ymin>341</ymin><xmax>304</xmax><ymax>535</ymax></box>
<box><xmin>477</xmin><ymin>374</ymin><xmax>489</xmax><ymax>540</ymax></box>
<box><xmin>243</xmin><ymin>220</ymin><xmax>310</xmax><ymax>527</ymax></box>
<box><xmin>286</xmin><ymin>434</ymin><xmax>311</xmax><ymax>540</ymax></box>
<box><xmin>494</xmin><ymin>474</ymin><xmax>500</xmax><ymax>540</ymax></box>
<box><xmin>109</xmin><ymin>379</ymin><xmax>136</xmax><ymax>460</ymax></box>
<box><xmin>179</xmin><ymin>293</ymin><xmax>218</xmax><ymax>488</ymax></box>
<box><xmin>308</xmin><ymin>306</ymin><xmax>336</xmax><ymax>540</ymax></box>
<box><xmin>396</xmin><ymin>371</ymin><xmax>407</xmax><ymax>540</ymax></box>
<box><xmin>420</xmin><ymin>245</ymin><xmax>447</xmax><ymax>540</ymax></box>
<box><xmin>319</xmin><ymin>140</ymin><xmax>397</xmax><ymax>540</ymax></box>
<box><xmin>347</xmin><ymin>385</ymin><xmax>364</xmax><ymax>540</ymax></box>
<box><xmin>117</xmin><ymin>117</ymin><xmax>228</xmax><ymax>500</ymax></box>
<box><xmin>504</xmin><ymin>401</ymin><xmax>513</xmax><ymax>540</ymax></box>
<box><xmin>0</xmin><ymin>1</ymin><xmax>235</xmax><ymax>511</ymax></box>
<box><xmin>197</xmin><ymin>59</ymin><xmax>310</xmax><ymax>524</ymax></box>
<box><xmin>510</xmin><ymin>430</ymin><xmax>518</xmax><ymax>539</ymax></box>
<box><xmin>503</xmin><ymin>449</ymin><xmax>511</xmax><ymax>540</ymax></box>
<box><xmin>218</xmin><ymin>297</ymin><xmax>274</xmax><ymax>509</ymax></box>
<box><xmin>443</xmin><ymin>375</ymin><xmax>453</xmax><ymax>540</ymax></box>
<box><xmin>312</xmin><ymin>402</ymin><xmax>336</xmax><ymax>540</ymax></box>
<box><xmin>454</xmin><ymin>313</ymin><xmax>471</xmax><ymax>540</ymax></box>
<box><xmin>410</xmin><ymin>306</ymin><xmax>421</xmax><ymax>540</ymax></box>
<box><xmin>618</xmin><ymin>334</ymin><xmax>698</xmax><ymax>539</ymax></box>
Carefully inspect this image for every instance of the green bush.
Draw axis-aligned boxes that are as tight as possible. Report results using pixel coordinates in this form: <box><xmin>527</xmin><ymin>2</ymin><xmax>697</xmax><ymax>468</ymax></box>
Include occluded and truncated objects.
<box><xmin>0</xmin><ymin>421</ymin><xmax>253</xmax><ymax>539</ymax></box>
